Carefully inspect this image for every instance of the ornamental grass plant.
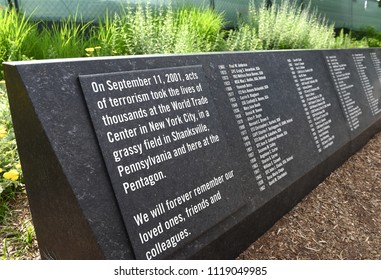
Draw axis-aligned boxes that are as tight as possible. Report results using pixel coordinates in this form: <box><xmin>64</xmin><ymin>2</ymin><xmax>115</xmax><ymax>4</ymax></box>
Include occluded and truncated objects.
<box><xmin>353</xmin><ymin>25</ymin><xmax>381</xmax><ymax>48</ymax></box>
<box><xmin>28</xmin><ymin>14</ymin><xmax>95</xmax><ymax>59</ymax></box>
<box><xmin>95</xmin><ymin>2</ymin><xmax>226</xmax><ymax>56</ymax></box>
<box><xmin>226</xmin><ymin>0</ymin><xmax>367</xmax><ymax>51</ymax></box>
<box><xmin>0</xmin><ymin>8</ymin><xmax>38</xmax><ymax>80</ymax></box>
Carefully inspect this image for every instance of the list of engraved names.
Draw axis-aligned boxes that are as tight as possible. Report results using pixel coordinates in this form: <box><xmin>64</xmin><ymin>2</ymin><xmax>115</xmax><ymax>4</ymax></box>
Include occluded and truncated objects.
<box><xmin>325</xmin><ymin>55</ymin><xmax>362</xmax><ymax>131</ymax></box>
<box><xmin>353</xmin><ymin>53</ymin><xmax>381</xmax><ymax>116</ymax></box>
<box><xmin>218</xmin><ymin>63</ymin><xmax>294</xmax><ymax>192</ymax></box>
<box><xmin>288</xmin><ymin>58</ymin><xmax>335</xmax><ymax>153</ymax></box>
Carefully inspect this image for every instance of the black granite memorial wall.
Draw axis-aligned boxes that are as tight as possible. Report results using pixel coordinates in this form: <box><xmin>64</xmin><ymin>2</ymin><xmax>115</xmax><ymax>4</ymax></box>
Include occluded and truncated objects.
<box><xmin>3</xmin><ymin>48</ymin><xmax>381</xmax><ymax>259</ymax></box>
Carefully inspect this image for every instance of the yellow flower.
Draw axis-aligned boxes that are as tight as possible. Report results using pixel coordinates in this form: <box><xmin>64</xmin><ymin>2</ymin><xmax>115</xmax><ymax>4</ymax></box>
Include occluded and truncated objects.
<box><xmin>3</xmin><ymin>169</ymin><xmax>19</xmax><ymax>181</ymax></box>
<box><xmin>94</xmin><ymin>46</ymin><xmax>101</xmax><ymax>50</ymax></box>
<box><xmin>0</xmin><ymin>80</ymin><xmax>5</xmax><ymax>85</ymax></box>
<box><xmin>0</xmin><ymin>168</ymin><xmax>3</xmax><ymax>173</ymax></box>
<box><xmin>15</xmin><ymin>163</ymin><xmax>21</xmax><ymax>169</ymax></box>
<box><xmin>0</xmin><ymin>126</ymin><xmax>7</xmax><ymax>138</ymax></box>
<box><xmin>85</xmin><ymin>47</ymin><xmax>95</xmax><ymax>53</ymax></box>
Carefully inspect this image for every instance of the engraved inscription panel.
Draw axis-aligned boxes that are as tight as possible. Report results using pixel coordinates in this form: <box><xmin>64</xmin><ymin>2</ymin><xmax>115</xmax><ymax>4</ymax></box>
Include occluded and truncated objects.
<box><xmin>208</xmin><ymin>51</ymin><xmax>350</xmax><ymax>207</ymax></box>
<box><xmin>79</xmin><ymin>66</ymin><xmax>245</xmax><ymax>259</ymax></box>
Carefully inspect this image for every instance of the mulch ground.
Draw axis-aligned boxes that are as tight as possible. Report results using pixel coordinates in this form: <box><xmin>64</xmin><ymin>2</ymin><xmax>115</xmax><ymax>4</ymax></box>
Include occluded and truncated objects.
<box><xmin>3</xmin><ymin>132</ymin><xmax>381</xmax><ymax>260</ymax></box>
<box><xmin>238</xmin><ymin>132</ymin><xmax>381</xmax><ymax>260</ymax></box>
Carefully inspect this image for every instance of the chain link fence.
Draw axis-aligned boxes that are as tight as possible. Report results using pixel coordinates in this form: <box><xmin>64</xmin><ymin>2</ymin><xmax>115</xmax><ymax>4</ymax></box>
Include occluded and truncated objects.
<box><xmin>1</xmin><ymin>0</ymin><xmax>380</xmax><ymax>29</ymax></box>
<box><xmin>0</xmin><ymin>1</ymin><xmax>251</xmax><ymax>25</ymax></box>
<box><xmin>0</xmin><ymin>0</ymin><xmax>269</xmax><ymax>27</ymax></box>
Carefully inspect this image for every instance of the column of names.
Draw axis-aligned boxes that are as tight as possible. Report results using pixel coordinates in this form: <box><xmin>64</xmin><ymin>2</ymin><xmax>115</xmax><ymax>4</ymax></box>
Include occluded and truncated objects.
<box><xmin>370</xmin><ymin>52</ymin><xmax>381</xmax><ymax>88</ymax></box>
<box><xmin>353</xmin><ymin>53</ymin><xmax>381</xmax><ymax>116</ymax></box>
<box><xmin>288</xmin><ymin>58</ymin><xmax>335</xmax><ymax>153</ymax></box>
<box><xmin>218</xmin><ymin>63</ymin><xmax>294</xmax><ymax>192</ymax></box>
<box><xmin>325</xmin><ymin>55</ymin><xmax>362</xmax><ymax>131</ymax></box>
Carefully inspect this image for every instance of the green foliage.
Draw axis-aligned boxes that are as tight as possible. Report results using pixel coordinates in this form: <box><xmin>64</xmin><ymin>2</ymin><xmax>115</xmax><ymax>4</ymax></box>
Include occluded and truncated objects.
<box><xmin>226</xmin><ymin>24</ymin><xmax>263</xmax><ymax>51</ymax></box>
<box><xmin>30</xmin><ymin>16</ymin><xmax>94</xmax><ymax>59</ymax></box>
<box><xmin>0</xmin><ymin>0</ymin><xmax>372</xmax><ymax>76</ymax></box>
<box><xmin>333</xmin><ymin>29</ymin><xmax>369</xmax><ymax>49</ymax></box>
<box><xmin>226</xmin><ymin>0</ymin><xmax>366</xmax><ymax>51</ymax></box>
<box><xmin>0</xmin><ymin>7</ymin><xmax>95</xmax><ymax>79</ymax></box>
<box><xmin>0</xmin><ymin>93</ymin><xmax>22</xmax><ymax>192</ymax></box>
<box><xmin>0</xmin><ymin>90</ymin><xmax>23</xmax><ymax>224</ymax></box>
<box><xmin>0</xmin><ymin>8</ymin><xmax>38</xmax><ymax>79</ymax></box>
<box><xmin>354</xmin><ymin>26</ymin><xmax>381</xmax><ymax>48</ymax></box>
<box><xmin>95</xmin><ymin>2</ymin><xmax>225</xmax><ymax>56</ymax></box>
<box><xmin>0</xmin><ymin>87</ymin><xmax>29</xmax><ymax>260</ymax></box>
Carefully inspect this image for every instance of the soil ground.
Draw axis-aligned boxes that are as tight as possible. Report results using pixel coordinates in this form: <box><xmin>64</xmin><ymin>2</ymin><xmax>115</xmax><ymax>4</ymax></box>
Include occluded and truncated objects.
<box><xmin>238</xmin><ymin>132</ymin><xmax>381</xmax><ymax>260</ymax></box>
<box><xmin>2</xmin><ymin>132</ymin><xmax>381</xmax><ymax>260</ymax></box>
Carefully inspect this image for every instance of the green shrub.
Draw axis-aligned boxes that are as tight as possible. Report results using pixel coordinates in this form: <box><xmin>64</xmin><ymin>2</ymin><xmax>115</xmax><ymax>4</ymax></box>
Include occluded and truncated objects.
<box><xmin>0</xmin><ymin>8</ymin><xmax>38</xmax><ymax>80</ymax></box>
<box><xmin>226</xmin><ymin>0</ymin><xmax>366</xmax><ymax>51</ymax></box>
<box><xmin>354</xmin><ymin>26</ymin><xmax>381</xmax><ymax>47</ymax></box>
<box><xmin>0</xmin><ymin>89</ymin><xmax>23</xmax><ymax>223</ymax></box>
<box><xmin>94</xmin><ymin>2</ymin><xmax>226</xmax><ymax>56</ymax></box>
<box><xmin>30</xmin><ymin>15</ymin><xmax>95</xmax><ymax>59</ymax></box>
<box><xmin>334</xmin><ymin>29</ymin><xmax>369</xmax><ymax>49</ymax></box>
<box><xmin>0</xmin><ymin>92</ymin><xmax>22</xmax><ymax>189</ymax></box>
<box><xmin>225</xmin><ymin>22</ymin><xmax>263</xmax><ymax>51</ymax></box>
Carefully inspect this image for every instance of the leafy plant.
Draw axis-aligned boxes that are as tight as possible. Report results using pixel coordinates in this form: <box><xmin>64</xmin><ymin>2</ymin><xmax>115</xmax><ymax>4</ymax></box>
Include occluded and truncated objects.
<box><xmin>0</xmin><ymin>8</ymin><xmax>38</xmax><ymax>79</ymax></box>
<box><xmin>0</xmin><ymin>90</ymin><xmax>23</xmax><ymax>221</ymax></box>
<box><xmin>29</xmin><ymin>13</ymin><xmax>95</xmax><ymax>59</ymax></box>
<box><xmin>353</xmin><ymin>25</ymin><xmax>381</xmax><ymax>48</ymax></box>
<box><xmin>95</xmin><ymin>2</ymin><xmax>226</xmax><ymax>56</ymax></box>
<box><xmin>226</xmin><ymin>0</ymin><xmax>367</xmax><ymax>51</ymax></box>
<box><xmin>0</xmin><ymin>88</ymin><xmax>30</xmax><ymax>260</ymax></box>
<box><xmin>334</xmin><ymin>29</ymin><xmax>369</xmax><ymax>49</ymax></box>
